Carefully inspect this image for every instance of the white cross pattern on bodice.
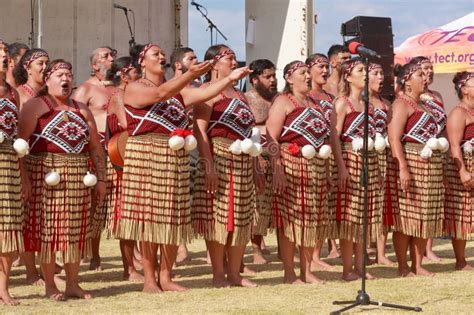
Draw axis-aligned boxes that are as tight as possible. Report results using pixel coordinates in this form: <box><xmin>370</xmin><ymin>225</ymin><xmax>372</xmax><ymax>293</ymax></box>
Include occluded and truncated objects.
<box><xmin>0</xmin><ymin>98</ymin><xmax>18</xmax><ymax>140</ymax></box>
<box><xmin>343</xmin><ymin>112</ymin><xmax>376</xmax><ymax>140</ymax></box>
<box><xmin>281</xmin><ymin>108</ymin><xmax>329</xmax><ymax>148</ymax></box>
<box><xmin>402</xmin><ymin>112</ymin><xmax>438</xmax><ymax>144</ymax></box>
<box><xmin>208</xmin><ymin>98</ymin><xmax>255</xmax><ymax>139</ymax></box>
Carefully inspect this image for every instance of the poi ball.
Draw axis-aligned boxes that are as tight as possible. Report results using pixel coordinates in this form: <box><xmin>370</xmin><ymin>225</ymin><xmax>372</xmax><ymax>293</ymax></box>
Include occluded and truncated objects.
<box><xmin>301</xmin><ymin>145</ymin><xmax>316</xmax><ymax>159</ymax></box>
<box><xmin>45</xmin><ymin>171</ymin><xmax>60</xmax><ymax>186</ymax></box>
<box><xmin>0</xmin><ymin>132</ymin><xmax>4</xmax><ymax>144</ymax></box>
<box><xmin>229</xmin><ymin>140</ymin><xmax>242</xmax><ymax>155</ymax></box>
<box><xmin>241</xmin><ymin>138</ymin><xmax>254</xmax><ymax>154</ymax></box>
<box><xmin>254</xmin><ymin>143</ymin><xmax>263</xmax><ymax>155</ymax></box>
<box><xmin>318</xmin><ymin>144</ymin><xmax>332</xmax><ymax>159</ymax></box>
<box><xmin>13</xmin><ymin>138</ymin><xmax>29</xmax><ymax>157</ymax></box>
<box><xmin>83</xmin><ymin>171</ymin><xmax>98</xmax><ymax>187</ymax></box>
<box><xmin>367</xmin><ymin>137</ymin><xmax>375</xmax><ymax>151</ymax></box>
<box><xmin>248</xmin><ymin>143</ymin><xmax>260</xmax><ymax>157</ymax></box>
<box><xmin>427</xmin><ymin>137</ymin><xmax>439</xmax><ymax>150</ymax></box>
<box><xmin>251</xmin><ymin>127</ymin><xmax>261</xmax><ymax>143</ymax></box>
<box><xmin>374</xmin><ymin>136</ymin><xmax>387</xmax><ymax>152</ymax></box>
<box><xmin>184</xmin><ymin>135</ymin><xmax>197</xmax><ymax>151</ymax></box>
<box><xmin>437</xmin><ymin>137</ymin><xmax>449</xmax><ymax>153</ymax></box>
<box><xmin>168</xmin><ymin>135</ymin><xmax>185</xmax><ymax>151</ymax></box>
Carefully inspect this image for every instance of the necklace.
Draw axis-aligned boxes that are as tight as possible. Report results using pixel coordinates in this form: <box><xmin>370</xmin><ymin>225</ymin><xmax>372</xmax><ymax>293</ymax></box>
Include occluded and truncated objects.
<box><xmin>141</xmin><ymin>78</ymin><xmax>159</xmax><ymax>87</ymax></box>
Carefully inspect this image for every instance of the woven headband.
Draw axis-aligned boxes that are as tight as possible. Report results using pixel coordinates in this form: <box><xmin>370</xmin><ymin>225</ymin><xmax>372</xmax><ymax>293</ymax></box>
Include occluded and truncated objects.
<box><xmin>213</xmin><ymin>49</ymin><xmax>235</xmax><ymax>62</ymax></box>
<box><xmin>116</xmin><ymin>63</ymin><xmax>135</xmax><ymax>77</ymax></box>
<box><xmin>44</xmin><ymin>62</ymin><xmax>72</xmax><ymax>81</ymax></box>
<box><xmin>307</xmin><ymin>57</ymin><xmax>329</xmax><ymax>69</ymax></box>
<box><xmin>138</xmin><ymin>43</ymin><xmax>159</xmax><ymax>65</ymax></box>
<box><xmin>416</xmin><ymin>58</ymin><xmax>431</xmax><ymax>67</ymax></box>
<box><xmin>400</xmin><ymin>64</ymin><xmax>421</xmax><ymax>86</ymax></box>
<box><xmin>284</xmin><ymin>62</ymin><xmax>307</xmax><ymax>79</ymax></box>
<box><xmin>343</xmin><ymin>60</ymin><xmax>362</xmax><ymax>79</ymax></box>
<box><xmin>23</xmin><ymin>50</ymin><xmax>49</xmax><ymax>69</ymax></box>
<box><xmin>457</xmin><ymin>73</ymin><xmax>474</xmax><ymax>90</ymax></box>
<box><xmin>368</xmin><ymin>63</ymin><xmax>383</xmax><ymax>72</ymax></box>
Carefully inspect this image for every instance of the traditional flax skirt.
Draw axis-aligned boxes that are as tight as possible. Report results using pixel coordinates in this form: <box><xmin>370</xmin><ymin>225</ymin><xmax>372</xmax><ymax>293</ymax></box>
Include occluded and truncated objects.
<box><xmin>391</xmin><ymin>143</ymin><xmax>444</xmax><ymax>238</ymax></box>
<box><xmin>0</xmin><ymin>143</ymin><xmax>24</xmax><ymax>253</ymax></box>
<box><xmin>379</xmin><ymin>149</ymin><xmax>395</xmax><ymax>233</ymax></box>
<box><xmin>444</xmin><ymin>152</ymin><xmax>473</xmax><ymax>240</ymax></box>
<box><xmin>104</xmin><ymin>158</ymin><xmax>121</xmax><ymax>239</ymax></box>
<box><xmin>193</xmin><ymin>137</ymin><xmax>255</xmax><ymax>246</ymax></box>
<box><xmin>252</xmin><ymin>150</ymin><xmax>273</xmax><ymax>237</ymax></box>
<box><xmin>332</xmin><ymin>143</ymin><xmax>382</xmax><ymax>243</ymax></box>
<box><xmin>24</xmin><ymin>153</ymin><xmax>91</xmax><ymax>264</ymax></box>
<box><xmin>273</xmin><ymin>143</ymin><xmax>329</xmax><ymax>247</ymax></box>
<box><xmin>114</xmin><ymin>133</ymin><xmax>192</xmax><ymax>245</ymax></box>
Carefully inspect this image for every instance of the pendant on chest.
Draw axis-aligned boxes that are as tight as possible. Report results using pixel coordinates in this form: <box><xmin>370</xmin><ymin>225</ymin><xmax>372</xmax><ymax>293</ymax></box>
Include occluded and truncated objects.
<box><xmin>63</xmin><ymin>111</ymin><xmax>69</xmax><ymax>122</ymax></box>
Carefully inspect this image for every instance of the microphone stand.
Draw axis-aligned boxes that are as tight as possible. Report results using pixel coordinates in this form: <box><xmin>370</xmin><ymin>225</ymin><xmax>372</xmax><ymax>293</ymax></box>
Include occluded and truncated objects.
<box><xmin>193</xmin><ymin>4</ymin><xmax>227</xmax><ymax>46</ymax></box>
<box><xmin>117</xmin><ymin>8</ymin><xmax>135</xmax><ymax>48</ymax></box>
<box><xmin>330</xmin><ymin>55</ymin><xmax>422</xmax><ymax>315</ymax></box>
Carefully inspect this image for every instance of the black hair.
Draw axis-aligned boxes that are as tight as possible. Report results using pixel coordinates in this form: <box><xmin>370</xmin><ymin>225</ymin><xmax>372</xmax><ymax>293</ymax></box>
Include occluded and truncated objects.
<box><xmin>248</xmin><ymin>59</ymin><xmax>275</xmax><ymax>82</ymax></box>
<box><xmin>130</xmin><ymin>44</ymin><xmax>145</xmax><ymax>69</ymax></box>
<box><xmin>327</xmin><ymin>44</ymin><xmax>349</xmax><ymax>59</ymax></box>
<box><xmin>7</xmin><ymin>42</ymin><xmax>29</xmax><ymax>60</ymax></box>
<box><xmin>393</xmin><ymin>62</ymin><xmax>420</xmax><ymax>91</ymax></box>
<box><xmin>203</xmin><ymin>44</ymin><xmax>229</xmax><ymax>82</ymax></box>
<box><xmin>37</xmin><ymin>59</ymin><xmax>72</xmax><ymax>97</ymax></box>
<box><xmin>170</xmin><ymin>47</ymin><xmax>194</xmax><ymax>72</ymax></box>
<box><xmin>106</xmin><ymin>56</ymin><xmax>136</xmax><ymax>86</ymax></box>
<box><xmin>305</xmin><ymin>53</ymin><xmax>328</xmax><ymax>65</ymax></box>
<box><xmin>13</xmin><ymin>48</ymin><xmax>49</xmax><ymax>86</ymax></box>
<box><xmin>282</xmin><ymin>60</ymin><xmax>304</xmax><ymax>94</ymax></box>
<box><xmin>452</xmin><ymin>71</ymin><xmax>472</xmax><ymax>100</ymax></box>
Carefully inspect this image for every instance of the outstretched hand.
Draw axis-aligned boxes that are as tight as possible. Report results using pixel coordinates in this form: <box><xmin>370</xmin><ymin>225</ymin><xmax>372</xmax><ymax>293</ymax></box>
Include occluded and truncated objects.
<box><xmin>228</xmin><ymin>66</ymin><xmax>252</xmax><ymax>82</ymax></box>
<box><xmin>188</xmin><ymin>61</ymin><xmax>213</xmax><ymax>79</ymax></box>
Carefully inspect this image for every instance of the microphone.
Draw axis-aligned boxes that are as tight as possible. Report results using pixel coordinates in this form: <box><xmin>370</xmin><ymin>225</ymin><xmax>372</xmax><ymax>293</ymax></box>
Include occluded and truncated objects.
<box><xmin>190</xmin><ymin>1</ymin><xmax>203</xmax><ymax>7</ymax></box>
<box><xmin>113</xmin><ymin>3</ymin><xmax>128</xmax><ymax>12</ymax></box>
<box><xmin>348</xmin><ymin>41</ymin><xmax>381</xmax><ymax>59</ymax></box>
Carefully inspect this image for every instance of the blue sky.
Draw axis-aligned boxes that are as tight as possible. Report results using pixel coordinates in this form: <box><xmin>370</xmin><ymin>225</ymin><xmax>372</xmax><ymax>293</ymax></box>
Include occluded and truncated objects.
<box><xmin>188</xmin><ymin>0</ymin><xmax>473</xmax><ymax>61</ymax></box>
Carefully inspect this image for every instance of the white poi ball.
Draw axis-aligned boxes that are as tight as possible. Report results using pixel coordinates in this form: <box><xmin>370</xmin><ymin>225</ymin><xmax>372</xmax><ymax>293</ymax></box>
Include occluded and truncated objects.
<box><xmin>45</xmin><ymin>171</ymin><xmax>60</xmax><ymax>186</ymax></box>
<box><xmin>250</xmin><ymin>127</ymin><xmax>261</xmax><ymax>143</ymax></box>
<box><xmin>240</xmin><ymin>138</ymin><xmax>254</xmax><ymax>154</ymax></box>
<box><xmin>13</xmin><ymin>138</ymin><xmax>29</xmax><ymax>157</ymax></box>
<box><xmin>248</xmin><ymin>143</ymin><xmax>260</xmax><ymax>157</ymax></box>
<box><xmin>83</xmin><ymin>171</ymin><xmax>98</xmax><ymax>187</ymax></box>
<box><xmin>184</xmin><ymin>135</ymin><xmax>197</xmax><ymax>151</ymax></box>
<box><xmin>229</xmin><ymin>139</ymin><xmax>242</xmax><ymax>155</ymax></box>
<box><xmin>462</xmin><ymin>142</ymin><xmax>473</xmax><ymax>154</ymax></box>
<box><xmin>301</xmin><ymin>145</ymin><xmax>316</xmax><ymax>159</ymax></box>
<box><xmin>385</xmin><ymin>136</ymin><xmax>390</xmax><ymax>148</ymax></box>
<box><xmin>437</xmin><ymin>137</ymin><xmax>449</xmax><ymax>153</ymax></box>
<box><xmin>0</xmin><ymin>132</ymin><xmax>4</xmax><ymax>144</ymax></box>
<box><xmin>427</xmin><ymin>137</ymin><xmax>439</xmax><ymax>150</ymax></box>
<box><xmin>168</xmin><ymin>135</ymin><xmax>185</xmax><ymax>151</ymax></box>
<box><xmin>374</xmin><ymin>136</ymin><xmax>387</xmax><ymax>152</ymax></box>
<box><xmin>420</xmin><ymin>146</ymin><xmax>433</xmax><ymax>159</ymax></box>
<box><xmin>352</xmin><ymin>137</ymin><xmax>363</xmax><ymax>152</ymax></box>
<box><xmin>253</xmin><ymin>143</ymin><xmax>263</xmax><ymax>155</ymax></box>
<box><xmin>367</xmin><ymin>137</ymin><xmax>375</xmax><ymax>151</ymax></box>
<box><xmin>318</xmin><ymin>144</ymin><xmax>332</xmax><ymax>160</ymax></box>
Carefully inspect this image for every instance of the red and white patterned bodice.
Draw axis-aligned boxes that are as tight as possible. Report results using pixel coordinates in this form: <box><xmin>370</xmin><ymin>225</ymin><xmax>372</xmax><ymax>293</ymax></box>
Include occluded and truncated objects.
<box><xmin>280</xmin><ymin>105</ymin><xmax>330</xmax><ymax>149</ymax></box>
<box><xmin>207</xmin><ymin>93</ymin><xmax>256</xmax><ymax>140</ymax></box>
<box><xmin>373</xmin><ymin>99</ymin><xmax>388</xmax><ymax>137</ymax></box>
<box><xmin>309</xmin><ymin>90</ymin><xmax>334</xmax><ymax>124</ymax></box>
<box><xmin>463</xmin><ymin>123</ymin><xmax>474</xmax><ymax>146</ymax></box>
<box><xmin>30</xmin><ymin>97</ymin><xmax>90</xmax><ymax>154</ymax></box>
<box><xmin>340</xmin><ymin>97</ymin><xmax>376</xmax><ymax>142</ymax></box>
<box><xmin>423</xmin><ymin>92</ymin><xmax>446</xmax><ymax>133</ymax></box>
<box><xmin>0</xmin><ymin>86</ymin><xmax>18</xmax><ymax>140</ymax></box>
<box><xmin>401</xmin><ymin>97</ymin><xmax>438</xmax><ymax>144</ymax></box>
<box><xmin>125</xmin><ymin>94</ymin><xmax>189</xmax><ymax>136</ymax></box>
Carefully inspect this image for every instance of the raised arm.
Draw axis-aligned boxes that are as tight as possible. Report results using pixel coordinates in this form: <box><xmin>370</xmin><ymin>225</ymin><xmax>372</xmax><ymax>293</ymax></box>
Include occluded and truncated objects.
<box><xmin>125</xmin><ymin>61</ymin><xmax>211</xmax><ymax>108</ymax></box>
<box><xmin>180</xmin><ymin>67</ymin><xmax>251</xmax><ymax>107</ymax></box>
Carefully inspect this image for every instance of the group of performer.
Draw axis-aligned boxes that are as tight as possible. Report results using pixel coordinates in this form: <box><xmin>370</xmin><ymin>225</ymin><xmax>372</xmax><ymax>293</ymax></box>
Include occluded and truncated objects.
<box><xmin>0</xmin><ymin>38</ymin><xmax>472</xmax><ymax>304</ymax></box>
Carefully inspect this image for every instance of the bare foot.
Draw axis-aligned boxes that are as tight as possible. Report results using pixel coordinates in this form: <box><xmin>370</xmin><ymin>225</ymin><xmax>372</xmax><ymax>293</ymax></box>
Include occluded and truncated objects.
<box><xmin>252</xmin><ymin>251</ymin><xmax>268</xmax><ymax>265</ymax></box>
<box><xmin>0</xmin><ymin>290</ymin><xmax>19</xmax><ymax>306</ymax></box>
<box><xmin>398</xmin><ymin>268</ymin><xmax>415</xmax><ymax>277</ymax></box>
<box><xmin>241</xmin><ymin>265</ymin><xmax>257</xmax><ymax>275</ymax></box>
<box><xmin>12</xmin><ymin>254</ymin><xmax>22</xmax><ymax>267</ymax></box>
<box><xmin>89</xmin><ymin>258</ymin><xmax>102</xmax><ymax>271</ymax></box>
<box><xmin>284</xmin><ymin>274</ymin><xmax>304</xmax><ymax>284</ymax></box>
<box><xmin>124</xmin><ymin>271</ymin><xmax>144</xmax><ymax>282</ymax></box>
<box><xmin>212</xmin><ymin>277</ymin><xmax>230</xmax><ymax>288</ymax></box>
<box><xmin>143</xmin><ymin>282</ymin><xmax>163</xmax><ymax>294</ymax></box>
<box><xmin>376</xmin><ymin>256</ymin><xmax>395</xmax><ymax>266</ymax></box>
<box><xmin>425</xmin><ymin>252</ymin><xmax>442</xmax><ymax>262</ymax></box>
<box><xmin>311</xmin><ymin>259</ymin><xmax>335</xmax><ymax>271</ymax></box>
<box><xmin>227</xmin><ymin>275</ymin><xmax>258</xmax><ymax>288</ymax></box>
<box><xmin>46</xmin><ymin>286</ymin><xmax>65</xmax><ymax>301</ymax></box>
<box><xmin>342</xmin><ymin>272</ymin><xmax>360</xmax><ymax>282</ymax></box>
<box><xmin>413</xmin><ymin>266</ymin><xmax>435</xmax><ymax>277</ymax></box>
<box><xmin>27</xmin><ymin>274</ymin><xmax>45</xmax><ymax>286</ymax></box>
<box><xmin>160</xmin><ymin>279</ymin><xmax>188</xmax><ymax>292</ymax></box>
<box><xmin>65</xmin><ymin>284</ymin><xmax>92</xmax><ymax>299</ymax></box>
<box><xmin>301</xmin><ymin>273</ymin><xmax>325</xmax><ymax>284</ymax></box>
<box><xmin>355</xmin><ymin>270</ymin><xmax>377</xmax><ymax>280</ymax></box>
<box><xmin>327</xmin><ymin>250</ymin><xmax>341</xmax><ymax>259</ymax></box>
<box><xmin>133</xmin><ymin>257</ymin><xmax>143</xmax><ymax>271</ymax></box>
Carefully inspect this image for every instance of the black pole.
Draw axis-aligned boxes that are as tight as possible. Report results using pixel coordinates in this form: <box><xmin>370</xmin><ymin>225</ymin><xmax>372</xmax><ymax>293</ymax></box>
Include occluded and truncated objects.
<box><xmin>330</xmin><ymin>56</ymin><xmax>422</xmax><ymax>315</ymax></box>
<box><xmin>123</xmin><ymin>9</ymin><xmax>135</xmax><ymax>48</ymax></box>
<box><xmin>29</xmin><ymin>0</ymin><xmax>34</xmax><ymax>47</ymax></box>
<box><xmin>193</xmin><ymin>4</ymin><xmax>228</xmax><ymax>47</ymax></box>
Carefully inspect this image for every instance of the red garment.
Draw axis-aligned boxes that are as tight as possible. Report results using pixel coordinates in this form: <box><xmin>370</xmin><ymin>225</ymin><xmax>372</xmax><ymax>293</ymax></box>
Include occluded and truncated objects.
<box><xmin>463</xmin><ymin>123</ymin><xmax>474</xmax><ymax>144</ymax></box>
<box><xmin>424</xmin><ymin>92</ymin><xmax>446</xmax><ymax>133</ymax></box>
<box><xmin>308</xmin><ymin>90</ymin><xmax>334</xmax><ymax>124</ymax></box>
<box><xmin>125</xmin><ymin>94</ymin><xmax>189</xmax><ymax>136</ymax></box>
<box><xmin>0</xmin><ymin>85</ymin><xmax>18</xmax><ymax>140</ymax></box>
<box><xmin>340</xmin><ymin>96</ymin><xmax>376</xmax><ymax>142</ymax></box>
<box><xmin>207</xmin><ymin>94</ymin><xmax>255</xmax><ymax>140</ymax></box>
<box><xmin>29</xmin><ymin>97</ymin><xmax>90</xmax><ymax>154</ymax></box>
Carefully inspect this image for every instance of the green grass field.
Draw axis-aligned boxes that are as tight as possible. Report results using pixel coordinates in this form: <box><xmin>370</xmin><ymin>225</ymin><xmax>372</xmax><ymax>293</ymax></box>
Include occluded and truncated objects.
<box><xmin>3</xmin><ymin>235</ymin><xmax>474</xmax><ymax>314</ymax></box>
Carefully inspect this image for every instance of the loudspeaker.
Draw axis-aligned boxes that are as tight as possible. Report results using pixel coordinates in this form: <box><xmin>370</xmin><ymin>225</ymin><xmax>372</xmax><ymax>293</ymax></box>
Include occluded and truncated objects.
<box><xmin>341</xmin><ymin>16</ymin><xmax>394</xmax><ymax>100</ymax></box>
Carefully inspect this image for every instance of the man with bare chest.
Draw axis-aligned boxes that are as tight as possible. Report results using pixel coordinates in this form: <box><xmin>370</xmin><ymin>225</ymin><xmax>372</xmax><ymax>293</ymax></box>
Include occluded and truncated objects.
<box><xmin>245</xmin><ymin>59</ymin><xmax>277</xmax><ymax>264</ymax></box>
<box><xmin>322</xmin><ymin>44</ymin><xmax>351</xmax><ymax>97</ymax></box>
<box><xmin>72</xmin><ymin>46</ymin><xmax>116</xmax><ymax>271</ymax></box>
